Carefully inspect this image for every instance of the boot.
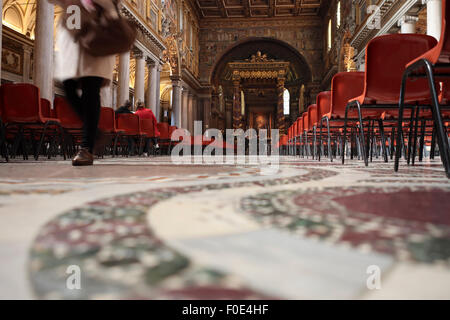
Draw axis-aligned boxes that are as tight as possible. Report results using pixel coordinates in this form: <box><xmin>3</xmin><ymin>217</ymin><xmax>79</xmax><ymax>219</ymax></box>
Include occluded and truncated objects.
<box><xmin>72</xmin><ymin>148</ymin><xmax>94</xmax><ymax>166</ymax></box>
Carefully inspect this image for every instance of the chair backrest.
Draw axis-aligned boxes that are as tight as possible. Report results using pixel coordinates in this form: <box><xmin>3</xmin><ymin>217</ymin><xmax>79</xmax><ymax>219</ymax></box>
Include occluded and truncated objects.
<box><xmin>54</xmin><ymin>96</ymin><xmax>83</xmax><ymax>128</ymax></box>
<box><xmin>316</xmin><ymin>91</ymin><xmax>332</xmax><ymax>120</ymax></box>
<box><xmin>169</xmin><ymin>125</ymin><xmax>177</xmax><ymax>137</ymax></box>
<box><xmin>98</xmin><ymin>107</ymin><xmax>115</xmax><ymax>132</ymax></box>
<box><xmin>116</xmin><ymin>113</ymin><xmax>140</xmax><ymax>135</ymax></box>
<box><xmin>308</xmin><ymin>104</ymin><xmax>318</xmax><ymax>129</ymax></box>
<box><xmin>279</xmin><ymin>135</ymin><xmax>288</xmax><ymax>147</ymax></box>
<box><xmin>364</xmin><ymin>34</ymin><xmax>437</xmax><ymax>103</ymax></box>
<box><xmin>157</xmin><ymin>122</ymin><xmax>170</xmax><ymax>140</ymax></box>
<box><xmin>0</xmin><ymin>83</ymin><xmax>41</xmax><ymax>123</ymax></box>
<box><xmin>292</xmin><ymin>121</ymin><xmax>297</xmax><ymax>138</ymax></box>
<box><xmin>331</xmin><ymin>72</ymin><xmax>365</xmax><ymax>117</ymax></box>
<box><xmin>302</xmin><ymin>112</ymin><xmax>309</xmax><ymax>132</ymax></box>
<box><xmin>296</xmin><ymin>117</ymin><xmax>303</xmax><ymax>136</ymax></box>
<box><xmin>140</xmin><ymin>118</ymin><xmax>155</xmax><ymax>137</ymax></box>
<box><xmin>40</xmin><ymin>98</ymin><xmax>52</xmax><ymax>118</ymax></box>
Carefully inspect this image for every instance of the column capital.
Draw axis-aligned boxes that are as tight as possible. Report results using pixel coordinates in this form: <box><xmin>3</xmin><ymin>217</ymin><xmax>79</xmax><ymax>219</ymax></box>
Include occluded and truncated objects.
<box><xmin>182</xmin><ymin>87</ymin><xmax>190</xmax><ymax>95</ymax></box>
<box><xmin>397</xmin><ymin>15</ymin><xmax>418</xmax><ymax>27</ymax></box>
<box><xmin>146</xmin><ymin>57</ymin><xmax>156</xmax><ymax>67</ymax></box>
<box><xmin>133</xmin><ymin>48</ymin><xmax>144</xmax><ymax>59</ymax></box>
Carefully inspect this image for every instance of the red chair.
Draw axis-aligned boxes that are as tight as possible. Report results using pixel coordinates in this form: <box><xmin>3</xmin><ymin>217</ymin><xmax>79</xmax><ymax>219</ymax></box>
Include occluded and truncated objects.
<box><xmin>139</xmin><ymin>118</ymin><xmax>157</xmax><ymax>156</ymax></box>
<box><xmin>395</xmin><ymin>0</ymin><xmax>450</xmax><ymax>177</ymax></box>
<box><xmin>321</xmin><ymin>72</ymin><xmax>366</xmax><ymax>162</ymax></box>
<box><xmin>40</xmin><ymin>99</ymin><xmax>52</xmax><ymax>118</ymax></box>
<box><xmin>344</xmin><ymin>34</ymin><xmax>438</xmax><ymax>166</ymax></box>
<box><xmin>157</xmin><ymin>122</ymin><xmax>172</xmax><ymax>154</ymax></box>
<box><xmin>98</xmin><ymin>107</ymin><xmax>123</xmax><ymax>156</ymax></box>
<box><xmin>0</xmin><ymin>84</ymin><xmax>65</xmax><ymax>160</ymax></box>
<box><xmin>295</xmin><ymin>116</ymin><xmax>303</xmax><ymax>157</ymax></box>
<box><xmin>116</xmin><ymin>113</ymin><xmax>146</xmax><ymax>156</ymax></box>
<box><xmin>54</xmin><ymin>96</ymin><xmax>83</xmax><ymax>156</ymax></box>
<box><xmin>316</xmin><ymin>91</ymin><xmax>332</xmax><ymax>161</ymax></box>
<box><xmin>288</xmin><ymin>125</ymin><xmax>293</xmax><ymax>155</ymax></box>
<box><xmin>301</xmin><ymin>112</ymin><xmax>309</xmax><ymax>157</ymax></box>
<box><xmin>308</xmin><ymin>104</ymin><xmax>318</xmax><ymax>159</ymax></box>
<box><xmin>292</xmin><ymin>119</ymin><xmax>298</xmax><ymax>156</ymax></box>
<box><xmin>278</xmin><ymin>134</ymin><xmax>288</xmax><ymax>154</ymax></box>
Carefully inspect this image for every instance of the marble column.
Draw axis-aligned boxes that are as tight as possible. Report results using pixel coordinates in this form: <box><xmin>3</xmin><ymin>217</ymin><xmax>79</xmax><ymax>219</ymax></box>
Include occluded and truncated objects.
<box><xmin>134</xmin><ymin>50</ymin><xmax>145</xmax><ymax>105</ymax></box>
<box><xmin>398</xmin><ymin>15</ymin><xmax>418</xmax><ymax>34</ymax></box>
<box><xmin>22</xmin><ymin>45</ymin><xmax>33</xmax><ymax>83</ymax></box>
<box><xmin>146</xmin><ymin>58</ymin><xmax>157</xmax><ymax>115</ymax></box>
<box><xmin>232</xmin><ymin>78</ymin><xmax>242</xmax><ymax>130</ymax></box>
<box><xmin>188</xmin><ymin>93</ymin><xmax>194</xmax><ymax>133</ymax></box>
<box><xmin>182</xmin><ymin>88</ymin><xmax>189</xmax><ymax>130</ymax></box>
<box><xmin>155</xmin><ymin>64</ymin><xmax>162</xmax><ymax>122</ymax></box>
<box><xmin>277</xmin><ymin>77</ymin><xmax>286</xmax><ymax>135</ymax></box>
<box><xmin>171</xmin><ymin>77</ymin><xmax>182</xmax><ymax>128</ymax></box>
<box><xmin>100</xmin><ymin>84</ymin><xmax>113</xmax><ymax>108</ymax></box>
<box><xmin>34</xmin><ymin>0</ymin><xmax>54</xmax><ymax>101</ymax></box>
<box><xmin>423</xmin><ymin>0</ymin><xmax>442</xmax><ymax>40</ymax></box>
<box><xmin>118</xmin><ymin>52</ymin><xmax>130</xmax><ymax>107</ymax></box>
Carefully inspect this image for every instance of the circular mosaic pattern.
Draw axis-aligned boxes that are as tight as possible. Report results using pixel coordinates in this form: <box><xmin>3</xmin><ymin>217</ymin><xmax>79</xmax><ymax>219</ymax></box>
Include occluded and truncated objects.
<box><xmin>240</xmin><ymin>186</ymin><xmax>450</xmax><ymax>264</ymax></box>
<box><xmin>29</xmin><ymin>168</ymin><xmax>336</xmax><ymax>299</ymax></box>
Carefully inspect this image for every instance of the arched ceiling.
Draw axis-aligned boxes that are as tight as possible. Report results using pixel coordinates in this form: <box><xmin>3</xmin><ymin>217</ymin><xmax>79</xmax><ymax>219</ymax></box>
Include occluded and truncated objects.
<box><xmin>2</xmin><ymin>0</ymin><xmax>63</xmax><ymax>39</ymax></box>
<box><xmin>212</xmin><ymin>37</ymin><xmax>312</xmax><ymax>86</ymax></box>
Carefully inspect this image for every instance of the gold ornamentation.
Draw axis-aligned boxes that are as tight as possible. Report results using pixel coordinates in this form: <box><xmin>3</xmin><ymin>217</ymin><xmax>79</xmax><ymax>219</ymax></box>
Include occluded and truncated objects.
<box><xmin>245</xmin><ymin>51</ymin><xmax>273</xmax><ymax>62</ymax></box>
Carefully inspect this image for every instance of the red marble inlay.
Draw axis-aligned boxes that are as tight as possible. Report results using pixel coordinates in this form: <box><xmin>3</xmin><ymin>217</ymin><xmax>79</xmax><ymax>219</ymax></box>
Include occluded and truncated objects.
<box><xmin>333</xmin><ymin>189</ymin><xmax>450</xmax><ymax>226</ymax></box>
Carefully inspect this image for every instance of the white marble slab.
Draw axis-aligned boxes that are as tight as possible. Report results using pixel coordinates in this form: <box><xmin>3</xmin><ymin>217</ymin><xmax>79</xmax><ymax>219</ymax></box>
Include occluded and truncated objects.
<box><xmin>170</xmin><ymin>229</ymin><xmax>394</xmax><ymax>299</ymax></box>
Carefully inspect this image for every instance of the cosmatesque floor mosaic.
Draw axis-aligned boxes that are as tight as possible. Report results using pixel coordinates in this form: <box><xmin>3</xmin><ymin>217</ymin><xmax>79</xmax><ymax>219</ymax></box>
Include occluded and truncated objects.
<box><xmin>0</xmin><ymin>156</ymin><xmax>449</xmax><ymax>299</ymax></box>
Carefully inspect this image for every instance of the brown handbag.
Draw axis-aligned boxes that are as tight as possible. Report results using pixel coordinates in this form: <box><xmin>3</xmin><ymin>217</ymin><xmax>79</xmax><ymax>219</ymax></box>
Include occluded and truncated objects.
<box><xmin>65</xmin><ymin>0</ymin><xmax>137</xmax><ymax>57</ymax></box>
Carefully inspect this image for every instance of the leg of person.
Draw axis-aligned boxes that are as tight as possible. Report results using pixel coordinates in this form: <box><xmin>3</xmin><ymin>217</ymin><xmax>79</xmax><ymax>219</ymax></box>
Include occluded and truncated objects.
<box><xmin>72</xmin><ymin>77</ymin><xmax>103</xmax><ymax>166</ymax></box>
<box><xmin>80</xmin><ymin>77</ymin><xmax>103</xmax><ymax>153</ymax></box>
<box><xmin>63</xmin><ymin>79</ymin><xmax>84</xmax><ymax>120</ymax></box>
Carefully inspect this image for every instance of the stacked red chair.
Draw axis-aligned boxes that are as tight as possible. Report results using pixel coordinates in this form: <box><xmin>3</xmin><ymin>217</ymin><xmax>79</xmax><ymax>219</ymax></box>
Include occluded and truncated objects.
<box><xmin>307</xmin><ymin>104</ymin><xmax>318</xmax><ymax>159</ymax></box>
<box><xmin>98</xmin><ymin>107</ymin><xmax>123</xmax><ymax>156</ymax></box>
<box><xmin>116</xmin><ymin>113</ymin><xmax>146</xmax><ymax>156</ymax></box>
<box><xmin>54</xmin><ymin>96</ymin><xmax>83</xmax><ymax>157</ymax></box>
<box><xmin>316</xmin><ymin>91</ymin><xmax>332</xmax><ymax>161</ymax></box>
<box><xmin>157</xmin><ymin>122</ymin><xmax>172</xmax><ymax>154</ymax></box>
<box><xmin>0</xmin><ymin>84</ymin><xmax>65</xmax><ymax>160</ymax></box>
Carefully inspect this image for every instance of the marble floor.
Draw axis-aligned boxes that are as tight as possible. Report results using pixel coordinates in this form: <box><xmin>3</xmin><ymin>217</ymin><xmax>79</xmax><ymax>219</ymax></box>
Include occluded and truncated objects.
<box><xmin>0</xmin><ymin>156</ymin><xmax>449</xmax><ymax>300</ymax></box>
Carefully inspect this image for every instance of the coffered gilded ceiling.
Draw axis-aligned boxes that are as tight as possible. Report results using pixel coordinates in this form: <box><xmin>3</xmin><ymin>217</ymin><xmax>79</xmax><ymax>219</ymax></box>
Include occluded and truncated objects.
<box><xmin>194</xmin><ymin>0</ymin><xmax>322</xmax><ymax>19</ymax></box>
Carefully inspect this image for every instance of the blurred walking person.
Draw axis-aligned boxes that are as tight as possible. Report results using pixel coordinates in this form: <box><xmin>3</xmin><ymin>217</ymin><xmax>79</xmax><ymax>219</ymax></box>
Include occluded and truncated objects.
<box><xmin>50</xmin><ymin>0</ymin><xmax>135</xmax><ymax>166</ymax></box>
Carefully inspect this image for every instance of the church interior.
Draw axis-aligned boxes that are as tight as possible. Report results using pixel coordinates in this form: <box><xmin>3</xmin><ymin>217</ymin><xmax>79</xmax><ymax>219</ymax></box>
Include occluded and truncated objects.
<box><xmin>0</xmin><ymin>0</ymin><xmax>450</xmax><ymax>300</ymax></box>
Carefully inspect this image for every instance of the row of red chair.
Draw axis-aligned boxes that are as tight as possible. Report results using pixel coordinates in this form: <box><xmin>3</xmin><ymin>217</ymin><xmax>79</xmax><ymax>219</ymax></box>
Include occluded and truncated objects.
<box><xmin>286</xmin><ymin>0</ymin><xmax>450</xmax><ymax>178</ymax></box>
<box><xmin>0</xmin><ymin>83</ymin><xmax>179</xmax><ymax>160</ymax></box>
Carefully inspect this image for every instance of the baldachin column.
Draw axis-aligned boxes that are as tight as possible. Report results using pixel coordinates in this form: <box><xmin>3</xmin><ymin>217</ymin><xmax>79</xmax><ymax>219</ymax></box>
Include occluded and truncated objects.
<box><xmin>277</xmin><ymin>77</ymin><xmax>286</xmax><ymax>135</ymax></box>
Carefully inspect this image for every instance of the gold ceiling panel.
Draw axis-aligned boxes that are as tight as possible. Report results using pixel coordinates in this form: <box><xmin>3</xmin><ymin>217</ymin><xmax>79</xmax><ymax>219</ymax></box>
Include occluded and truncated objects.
<box><xmin>195</xmin><ymin>0</ymin><xmax>322</xmax><ymax>18</ymax></box>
